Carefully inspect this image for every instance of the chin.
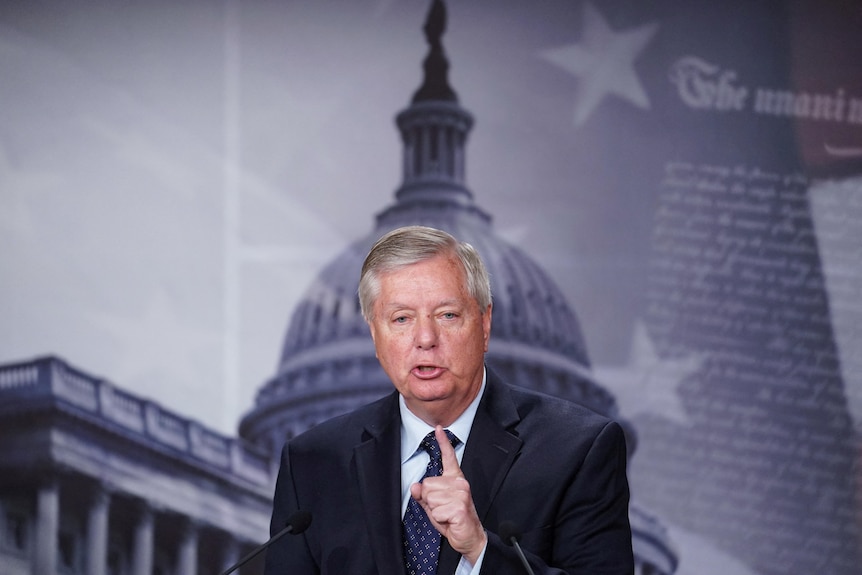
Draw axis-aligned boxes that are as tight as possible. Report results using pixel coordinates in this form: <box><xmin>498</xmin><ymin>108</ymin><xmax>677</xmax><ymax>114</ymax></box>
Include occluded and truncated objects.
<box><xmin>407</xmin><ymin>380</ymin><xmax>453</xmax><ymax>401</ymax></box>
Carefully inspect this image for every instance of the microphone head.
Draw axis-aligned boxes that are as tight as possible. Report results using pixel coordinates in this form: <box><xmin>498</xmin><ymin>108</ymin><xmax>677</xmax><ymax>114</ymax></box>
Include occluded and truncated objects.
<box><xmin>498</xmin><ymin>520</ymin><xmax>521</xmax><ymax>545</ymax></box>
<box><xmin>287</xmin><ymin>510</ymin><xmax>312</xmax><ymax>534</ymax></box>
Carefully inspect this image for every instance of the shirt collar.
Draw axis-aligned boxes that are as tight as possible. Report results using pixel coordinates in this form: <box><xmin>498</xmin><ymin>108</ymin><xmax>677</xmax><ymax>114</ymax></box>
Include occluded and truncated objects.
<box><xmin>399</xmin><ymin>367</ymin><xmax>487</xmax><ymax>464</ymax></box>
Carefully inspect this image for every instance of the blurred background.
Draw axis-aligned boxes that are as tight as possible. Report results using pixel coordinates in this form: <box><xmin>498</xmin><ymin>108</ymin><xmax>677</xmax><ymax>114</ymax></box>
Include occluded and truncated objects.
<box><xmin>1</xmin><ymin>1</ymin><xmax>860</xmax><ymax>574</ymax></box>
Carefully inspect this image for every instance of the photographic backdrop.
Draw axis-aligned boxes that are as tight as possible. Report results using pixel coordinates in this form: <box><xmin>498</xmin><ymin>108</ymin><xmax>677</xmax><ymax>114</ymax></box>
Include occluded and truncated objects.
<box><xmin>2</xmin><ymin>1</ymin><xmax>860</xmax><ymax>574</ymax></box>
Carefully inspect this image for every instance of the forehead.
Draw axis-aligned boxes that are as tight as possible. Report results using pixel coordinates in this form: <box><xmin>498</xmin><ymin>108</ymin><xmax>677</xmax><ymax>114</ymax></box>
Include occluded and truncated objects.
<box><xmin>375</xmin><ymin>254</ymin><xmax>469</xmax><ymax>302</ymax></box>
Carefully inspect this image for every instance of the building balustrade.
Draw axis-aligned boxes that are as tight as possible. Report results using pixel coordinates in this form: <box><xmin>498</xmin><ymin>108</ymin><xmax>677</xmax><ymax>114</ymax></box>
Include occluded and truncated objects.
<box><xmin>0</xmin><ymin>355</ymin><xmax>272</xmax><ymax>574</ymax></box>
<box><xmin>0</xmin><ymin>356</ymin><xmax>270</xmax><ymax>485</ymax></box>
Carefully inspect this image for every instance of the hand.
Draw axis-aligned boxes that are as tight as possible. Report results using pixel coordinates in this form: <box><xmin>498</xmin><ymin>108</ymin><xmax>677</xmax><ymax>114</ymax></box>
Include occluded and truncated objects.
<box><xmin>410</xmin><ymin>425</ymin><xmax>488</xmax><ymax>565</ymax></box>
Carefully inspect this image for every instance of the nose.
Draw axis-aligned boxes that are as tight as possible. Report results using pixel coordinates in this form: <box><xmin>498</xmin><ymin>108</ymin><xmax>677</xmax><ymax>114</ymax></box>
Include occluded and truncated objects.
<box><xmin>414</xmin><ymin>315</ymin><xmax>438</xmax><ymax>349</ymax></box>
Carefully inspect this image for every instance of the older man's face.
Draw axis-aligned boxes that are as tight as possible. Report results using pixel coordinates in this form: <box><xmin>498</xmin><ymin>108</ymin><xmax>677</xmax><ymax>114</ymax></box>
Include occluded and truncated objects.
<box><xmin>368</xmin><ymin>253</ymin><xmax>491</xmax><ymax>427</ymax></box>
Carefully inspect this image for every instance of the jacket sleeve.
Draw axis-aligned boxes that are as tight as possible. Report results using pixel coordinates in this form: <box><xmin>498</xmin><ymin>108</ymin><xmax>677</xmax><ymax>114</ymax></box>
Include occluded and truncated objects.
<box><xmin>263</xmin><ymin>442</ymin><xmax>320</xmax><ymax>575</ymax></box>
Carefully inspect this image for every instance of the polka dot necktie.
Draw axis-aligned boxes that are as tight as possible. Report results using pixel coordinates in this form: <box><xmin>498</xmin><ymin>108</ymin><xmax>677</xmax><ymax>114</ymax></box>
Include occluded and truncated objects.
<box><xmin>402</xmin><ymin>430</ymin><xmax>460</xmax><ymax>575</ymax></box>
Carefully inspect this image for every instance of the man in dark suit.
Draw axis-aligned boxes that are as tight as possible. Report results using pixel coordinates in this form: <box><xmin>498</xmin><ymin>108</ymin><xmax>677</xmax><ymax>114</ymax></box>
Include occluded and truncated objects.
<box><xmin>264</xmin><ymin>225</ymin><xmax>633</xmax><ymax>574</ymax></box>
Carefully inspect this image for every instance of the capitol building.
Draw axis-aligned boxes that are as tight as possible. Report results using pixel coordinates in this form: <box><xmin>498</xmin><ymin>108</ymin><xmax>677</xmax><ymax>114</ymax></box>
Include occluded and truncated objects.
<box><xmin>0</xmin><ymin>2</ymin><xmax>676</xmax><ymax>574</ymax></box>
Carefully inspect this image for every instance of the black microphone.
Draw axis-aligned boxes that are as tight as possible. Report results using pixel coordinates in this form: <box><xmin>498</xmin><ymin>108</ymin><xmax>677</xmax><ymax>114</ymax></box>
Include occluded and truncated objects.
<box><xmin>499</xmin><ymin>521</ymin><xmax>536</xmax><ymax>575</ymax></box>
<box><xmin>219</xmin><ymin>510</ymin><xmax>312</xmax><ymax>575</ymax></box>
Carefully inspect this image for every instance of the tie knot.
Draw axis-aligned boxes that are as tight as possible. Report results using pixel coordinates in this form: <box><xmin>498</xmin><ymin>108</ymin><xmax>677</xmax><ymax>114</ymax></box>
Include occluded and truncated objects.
<box><xmin>420</xmin><ymin>429</ymin><xmax>459</xmax><ymax>461</ymax></box>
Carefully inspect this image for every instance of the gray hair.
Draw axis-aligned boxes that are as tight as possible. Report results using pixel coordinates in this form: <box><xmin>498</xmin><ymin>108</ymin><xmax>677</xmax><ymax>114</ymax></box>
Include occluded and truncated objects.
<box><xmin>359</xmin><ymin>225</ymin><xmax>492</xmax><ymax>321</ymax></box>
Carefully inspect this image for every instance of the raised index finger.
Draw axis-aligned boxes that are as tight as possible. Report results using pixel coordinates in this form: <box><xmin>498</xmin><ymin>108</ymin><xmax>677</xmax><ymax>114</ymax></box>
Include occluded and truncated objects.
<box><xmin>435</xmin><ymin>425</ymin><xmax>463</xmax><ymax>478</ymax></box>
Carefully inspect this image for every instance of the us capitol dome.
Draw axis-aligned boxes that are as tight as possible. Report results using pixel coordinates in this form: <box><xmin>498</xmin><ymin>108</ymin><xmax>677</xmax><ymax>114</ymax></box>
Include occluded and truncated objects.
<box><xmin>239</xmin><ymin>2</ymin><xmax>676</xmax><ymax>573</ymax></box>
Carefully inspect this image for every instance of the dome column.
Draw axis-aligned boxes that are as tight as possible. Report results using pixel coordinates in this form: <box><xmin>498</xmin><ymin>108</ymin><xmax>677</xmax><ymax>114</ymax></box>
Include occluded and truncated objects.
<box><xmin>34</xmin><ymin>479</ymin><xmax>59</xmax><ymax>575</ymax></box>
<box><xmin>85</xmin><ymin>485</ymin><xmax>111</xmax><ymax>575</ymax></box>
<box><xmin>131</xmin><ymin>501</ymin><xmax>154</xmax><ymax>575</ymax></box>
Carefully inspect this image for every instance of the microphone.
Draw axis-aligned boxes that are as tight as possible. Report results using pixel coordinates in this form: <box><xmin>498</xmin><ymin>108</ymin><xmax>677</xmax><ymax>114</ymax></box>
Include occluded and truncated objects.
<box><xmin>498</xmin><ymin>521</ymin><xmax>536</xmax><ymax>575</ymax></box>
<box><xmin>219</xmin><ymin>510</ymin><xmax>312</xmax><ymax>575</ymax></box>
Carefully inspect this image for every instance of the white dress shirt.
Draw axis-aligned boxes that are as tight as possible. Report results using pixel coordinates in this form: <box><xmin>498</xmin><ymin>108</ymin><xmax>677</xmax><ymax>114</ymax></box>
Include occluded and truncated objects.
<box><xmin>399</xmin><ymin>371</ymin><xmax>488</xmax><ymax>574</ymax></box>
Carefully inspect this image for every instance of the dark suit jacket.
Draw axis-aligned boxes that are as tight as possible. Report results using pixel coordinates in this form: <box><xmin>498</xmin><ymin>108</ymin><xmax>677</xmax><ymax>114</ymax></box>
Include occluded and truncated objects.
<box><xmin>264</xmin><ymin>368</ymin><xmax>633</xmax><ymax>574</ymax></box>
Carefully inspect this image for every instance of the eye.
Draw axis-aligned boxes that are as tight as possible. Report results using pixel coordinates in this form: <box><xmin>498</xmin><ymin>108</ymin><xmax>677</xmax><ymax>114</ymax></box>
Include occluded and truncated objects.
<box><xmin>441</xmin><ymin>312</ymin><xmax>458</xmax><ymax>320</ymax></box>
<box><xmin>393</xmin><ymin>316</ymin><xmax>409</xmax><ymax>324</ymax></box>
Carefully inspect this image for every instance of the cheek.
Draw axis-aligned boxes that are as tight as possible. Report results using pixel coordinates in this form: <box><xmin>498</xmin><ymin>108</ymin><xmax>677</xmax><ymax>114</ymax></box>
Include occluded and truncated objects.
<box><xmin>374</xmin><ymin>330</ymin><xmax>413</xmax><ymax>358</ymax></box>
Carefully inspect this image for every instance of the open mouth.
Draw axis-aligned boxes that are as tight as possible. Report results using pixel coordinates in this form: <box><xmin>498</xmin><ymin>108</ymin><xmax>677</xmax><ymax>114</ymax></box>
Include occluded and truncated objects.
<box><xmin>413</xmin><ymin>365</ymin><xmax>442</xmax><ymax>377</ymax></box>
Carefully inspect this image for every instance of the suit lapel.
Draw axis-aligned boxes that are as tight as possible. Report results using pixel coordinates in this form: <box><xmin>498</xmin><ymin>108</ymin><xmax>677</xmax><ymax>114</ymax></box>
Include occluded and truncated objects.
<box><xmin>460</xmin><ymin>390</ymin><xmax>522</xmax><ymax>518</ymax></box>
<box><xmin>438</xmin><ymin>371</ymin><xmax>523</xmax><ymax>573</ymax></box>
<box><xmin>354</xmin><ymin>393</ymin><xmax>406</xmax><ymax>575</ymax></box>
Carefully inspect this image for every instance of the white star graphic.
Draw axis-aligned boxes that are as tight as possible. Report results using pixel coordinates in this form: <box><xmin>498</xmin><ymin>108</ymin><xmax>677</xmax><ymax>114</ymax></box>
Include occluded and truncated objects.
<box><xmin>595</xmin><ymin>321</ymin><xmax>703</xmax><ymax>426</ymax></box>
<box><xmin>540</xmin><ymin>2</ymin><xmax>658</xmax><ymax>126</ymax></box>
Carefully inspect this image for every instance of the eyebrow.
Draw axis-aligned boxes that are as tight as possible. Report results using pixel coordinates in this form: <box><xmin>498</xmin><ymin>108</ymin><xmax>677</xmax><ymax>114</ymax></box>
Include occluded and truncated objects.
<box><xmin>380</xmin><ymin>298</ymin><xmax>465</xmax><ymax>313</ymax></box>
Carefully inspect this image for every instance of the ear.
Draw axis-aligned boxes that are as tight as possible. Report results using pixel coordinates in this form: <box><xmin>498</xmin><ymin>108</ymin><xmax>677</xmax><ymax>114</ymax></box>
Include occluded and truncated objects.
<box><xmin>482</xmin><ymin>304</ymin><xmax>492</xmax><ymax>352</ymax></box>
<box><xmin>367</xmin><ymin>320</ymin><xmax>380</xmax><ymax>358</ymax></box>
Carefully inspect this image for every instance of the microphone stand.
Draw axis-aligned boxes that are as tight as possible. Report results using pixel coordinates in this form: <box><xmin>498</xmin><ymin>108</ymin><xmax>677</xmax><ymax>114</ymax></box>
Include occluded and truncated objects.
<box><xmin>499</xmin><ymin>521</ymin><xmax>537</xmax><ymax>575</ymax></box>
<box><xmin>219</xmin><ymin>511</ymin><xmax>312</xmax><ymax>575</ymax></box>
